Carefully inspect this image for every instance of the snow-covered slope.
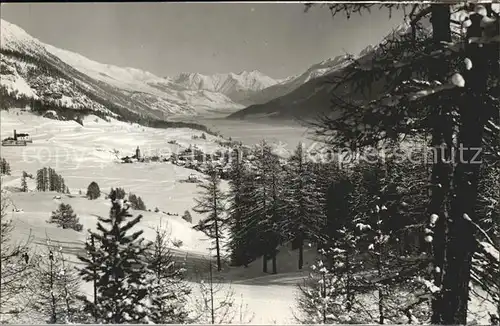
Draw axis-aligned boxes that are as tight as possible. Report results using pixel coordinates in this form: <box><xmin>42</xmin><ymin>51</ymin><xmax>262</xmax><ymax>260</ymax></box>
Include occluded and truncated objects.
<box><xmin>0</xmin><ymin>19</ymin><xmax>245</xmax><ymax>119</ymax></box>
<box><xmin>44</xmin><ymin>43</ymin><xmax>245</xmax><ymax>115</ymax></box>
<box><xmin>240</xmin><ymin>54</ymin><xmax>353</xmax><ymax>106</ymax></box>
<box><xmin>0</xmin><ymin>19</ymin><xmax>48</xmax><ymax>55</ymax></box>
<box><xmin>228</xmin><ymin>21</ymin><xmax>431</xmax><ymax>120</ymax></box>
<box><xmin>1</xmin><ymin>20</ymin><xmax>119</xmax><ymax>117</ymax></box>
<box><xmin>0</xmin><ymin>108</ymin><xmax>230</xmax><ymax>241</ymax></box>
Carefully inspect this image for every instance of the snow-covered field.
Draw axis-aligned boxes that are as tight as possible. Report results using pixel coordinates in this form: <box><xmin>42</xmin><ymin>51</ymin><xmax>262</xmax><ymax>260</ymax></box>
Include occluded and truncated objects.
<box><xmin>1</xmin><ymin>109</ymin><xmax>228</xmax><ymax>211</ymax></box>
<box><xmin>0</xmin><ymin>108</ymin><xmax>226</xmax><ymax>256</ymax></box>
<box><xmin>0</xmin><ymin>109</ymin><xmax>303</xmax><ymax>324</ymax></box>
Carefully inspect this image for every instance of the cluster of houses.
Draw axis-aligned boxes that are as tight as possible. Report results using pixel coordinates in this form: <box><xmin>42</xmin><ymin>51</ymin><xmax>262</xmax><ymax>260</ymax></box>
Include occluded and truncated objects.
<box><xmin>1</xmin><ymin>130</ymin><xmax>32</xmax><ymax>146</ymax></box>
<box><xmin>170</xmin><ymin>144</ymin><xmax>244</xmax><ymax>180</ymax></box>
<box><xmin>118</xmin><ymin>142</ymin><xmax>288</xmax><ymax>182</ymax></box>
<box><xmin>120</xmin><ymin>146</ymin><xmax>144</xmax><ymax>163</ymax></box>
<box><xmin>119</xmin><ymin>143</ymin><xmax>250</xmax><ymax>180</ymax></box>
<box><xmin>167</xmin><ymin>143</ymin><xmax>288</xmax><ymax>180</ymax></box>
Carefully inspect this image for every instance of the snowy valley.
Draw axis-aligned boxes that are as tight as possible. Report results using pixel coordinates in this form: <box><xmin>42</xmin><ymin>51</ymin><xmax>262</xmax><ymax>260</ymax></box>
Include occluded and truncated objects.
<box><xmin>1</xmin><ymin>3</ymin><xmax>500</xmax><ymax>326</ymax></box>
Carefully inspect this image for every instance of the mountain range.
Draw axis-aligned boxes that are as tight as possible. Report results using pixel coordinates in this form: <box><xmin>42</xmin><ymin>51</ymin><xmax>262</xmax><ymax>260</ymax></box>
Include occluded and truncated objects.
<box><xmin>227</xmin><ymin>22</ymin><xmax>428</xmax><ymax>121</ymax></box>
<box><xmin>1</xmin><ymin>19</ymin><xmax>285</xmax><ymax>120</ymax></box>
<box><xmin>0</xmin><ymin>18</ymin><xmax>402</xmax><ymax>123</ymax></box>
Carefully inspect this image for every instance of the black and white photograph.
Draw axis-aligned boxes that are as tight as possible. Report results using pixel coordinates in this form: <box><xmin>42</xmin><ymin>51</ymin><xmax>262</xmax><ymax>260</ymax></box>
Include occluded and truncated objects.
<box><xmin>0</xmin><ymin>1</ymin><xmax>499</xmax><ymax>324</ymax></box>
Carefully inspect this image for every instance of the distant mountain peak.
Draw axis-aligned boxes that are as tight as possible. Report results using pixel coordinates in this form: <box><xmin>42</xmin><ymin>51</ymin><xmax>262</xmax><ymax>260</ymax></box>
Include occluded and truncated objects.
<box><xmin>171</xmin><ymin>70</ymin><xmax>281</xmax><ymax>102</ymax></box>
<box><xmin>1</xmin><ymin>19</ymin><xmax>48</xmax><ymax>55</ymax></box>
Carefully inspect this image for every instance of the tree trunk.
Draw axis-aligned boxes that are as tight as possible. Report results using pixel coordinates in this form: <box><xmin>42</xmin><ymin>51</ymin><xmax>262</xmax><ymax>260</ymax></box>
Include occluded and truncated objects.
<box><xmin>213</xmin><ymin>183</ymin><xmax>222</xmax><ymax>272</ymax></box>
<box><xmin>209</xmin><ymin>257</ymin><xmax>215</xmax><ymax>325</ymax></box>
<box><xmin>272</xmin><ymin>250</ymin><xmax>277</xmax><ymax>274</ymax></box>
<box><xmin>322</xmin><ymin>273</ymin><xmax>327</xmax><ymax>323</ymax></box>
<box><xmin>345</xmin><ymin>249</ymin><xmax>353</xmax><ymax>312</ymax></box>
<box><xmin>262</xmin><ymin>253</ymin><xmax>268</xmax><ymax>273</ymax></box>
<box><xmin>378</xmin><ymin>288</ymin><xmax>385</xmax><ymax>325</ymax></box>
<box><xmin>441</xmin><ymin>11</ymin><xmax>493</xmax><ymax>324</ymax></box>
<box><xmin>49</xmin><ymin>253</ymin><xmax>57</xmax><ymax>324</ymax></box>
<box><xmin>298</xmin><ymin>234</ymin><xmax>304</xmax><ymax>270</ymax></box>
<box><xmin>215</xmin><ymin>226</ymin><xmax>222</xmax><ymax>272</ymax></box>
<box><xmin>428</xmin><ymin>4</ymin><xmax>453</xmax><ymax>323</ymax></box>
<box><xmin>441</xmin><ymin>97</ymin><xmax>485</xmax><ymax>324</ymax></box>
<box><xmin>91</xmin><ymin>235</ymin><xmax>98</xmax><ymax>323</ymax></box>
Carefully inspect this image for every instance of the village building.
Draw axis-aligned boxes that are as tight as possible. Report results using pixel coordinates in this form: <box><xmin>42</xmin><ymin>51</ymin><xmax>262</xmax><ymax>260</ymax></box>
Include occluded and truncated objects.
<box><xmin>15</xmin><ymin>130</ymin><xmax>32</xmax><ymax>143</ymax></box>
<box><xmin>1</xmin><ymin>130</ymin><xmax>30</xmax><ymax>146</ymax></box>
<box><xmin>136</xmin><ymin>146</ymin><xmax>141</xmax><ymax>160</ymax></box>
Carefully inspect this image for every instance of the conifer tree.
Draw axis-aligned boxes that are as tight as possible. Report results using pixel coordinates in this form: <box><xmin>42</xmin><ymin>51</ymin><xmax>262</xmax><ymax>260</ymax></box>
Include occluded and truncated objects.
<box><xmin>182</xmin><ymin>210</ymin><xmax>193</xmax><ymax>223</ymax></box>
<box><xmin>48</xmin><ymin>203</ymin><xmax>83</xmax><ymax>232</ymax></box>
<box><xmin>42</xmin><ymin>167</ymin><xmax>49</xmax><ymax>192</ymax></box>
<box><xmin>136</xmin><ymin>196</ymin><xmax>146</xmax><ymax>211</ymax></box>
<box><xmin>282</xmin><ymin>142</ymin><xmax>325</xmax><ymax>269</ymax></box>
<box><xmin>226</xmin><ymin>147</ymin><xmax>252</xmax><ymax>267</ymax></box>
<box><xmin>27</xmin><ymin>240</ymin><xmax>83</xmax><ymax>324</ymax></box>
<box><xmin>36</xmin><ymin>169</ymin><xmax>43</xmax><ymax>192</ymax></box>
<box><xmin>48</xmin><ymin>168</ymin><xmax>56</xmax><ymax>191</ymax></box>
<box><xmin>228</xmin><ymin>152</ymin><xmax>267</xmax><ymax>267</ymax></box>
<box><xmin>0</xmin><ymin>195</ymin><xmax>33</xmax><ymax>322</ymax></box>
<box><xmin>58</xmin><ymin>175</ymin><xmax>66</xmax><ymax>193</ymax></box>
<box><xmin>145</xmin><ymin>224</ymin><xmax>191</xmax><ymax>324</ymax></box>
<box><xmin>128</xmin><ymin>193</ymin><xmax>147</xmax><ymax>211</ymax></box>
<box><xmin>307</xmin><ymin>3</ymin><xmax>499</xmax><ymax>323</ymax></box>
<box><xmin>128</xmin><ymin>193</ymin><xmax>138</xmax><ymax>206</ymax></box>
<box><xmin>296</xmin><ymin>247</ymin><xmax>370</xmax><ymax>324</ymax></box>
<box><xmin>20</xmin><ymin>172</ymin><xmax>28</xmax><ymax>192</ymax></box>
<box><xmin>77</xmin><ymin>191</ymin><xmax>153</xmax><ymax>323</ymax></box>
<box><xmin>110</xmin><ymin>187</ymin><xmax>126</xmax><ymax>199</ymax></box>
<box><xmin>193</xmin><ymin>167</ymin><xmax>226</xmax><ymax>272</ymax></box>
<box><xmin>86</xmin><ymin>181</ymin><xmax>100</xmax><ymax>200</ymax></box>
<box><xmin>0</xmin><ymin>158</ymin><xmax>11</xmax><ymax>175</ymax></box>
<box><xmin>36</xmin><ymin>168</ymin><xmax>47</xmax><ymax>192</ymax></box>
<box><xmin>78</xmin><ymin>232</ymin><xmax>100</xmax><ymax>323</ymax></box>
<box><xmin>250</xmin><ymin>141</ymin><xmax>284</xmax><ymax>273</ymax></box>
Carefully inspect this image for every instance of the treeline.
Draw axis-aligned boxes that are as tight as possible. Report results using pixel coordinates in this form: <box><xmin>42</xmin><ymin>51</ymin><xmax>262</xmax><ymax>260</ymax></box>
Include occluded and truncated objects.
<box><xmin>194</xmin><ymin>141</ymin><xmax>429</xmax><ymax>273</ymax></box>
<box><xmin>193</xmin><ymin>139</ymin><xmax>499</xmax><ymax>323</ymax></box>
<box><xmin>36</xmin><ymin>167</ymin><xmax>68</xmax><ymax>193</ymax></box>
<box><xmin>0</xmin><ymin>49</ymin><xmax>215</xmax><ymax>135</ymax></box>
<box><xmin>0</xmin><ymin>87</ymin><xmax>107</xmax><ymax>123</ymax></box>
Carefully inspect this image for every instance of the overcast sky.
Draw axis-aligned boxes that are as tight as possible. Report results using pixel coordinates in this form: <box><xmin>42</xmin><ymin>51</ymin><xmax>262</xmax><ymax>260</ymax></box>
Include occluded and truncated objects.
<box><xmin>1</xmin><ymin>2</ymin><xmax>405</xmax><ymax>79</ymax></box>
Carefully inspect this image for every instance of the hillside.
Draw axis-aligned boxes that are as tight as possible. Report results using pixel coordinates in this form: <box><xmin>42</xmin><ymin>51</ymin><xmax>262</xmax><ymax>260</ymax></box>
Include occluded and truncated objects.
<box><xmin>227</xmin><ymin>22</ymin><xmax>429</xmax><ymax>121</ymax></box>
<box><xmin>0</xmin><ymin>19</ymin><xmax>248</xmax><ymax>121</ymax></box>
<box><xmin>239</xmin><ymin>54</ymin><xmax>353</xmax><ymax>107</ymax></box>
